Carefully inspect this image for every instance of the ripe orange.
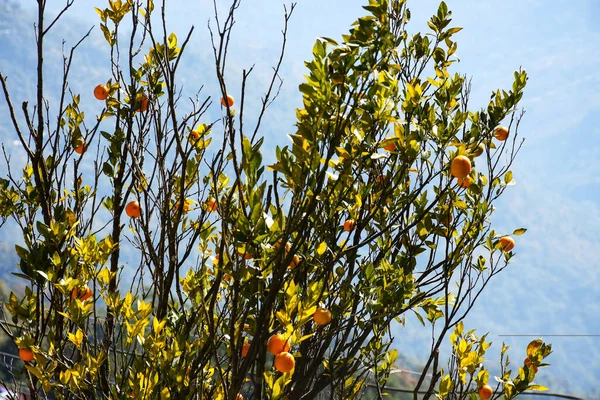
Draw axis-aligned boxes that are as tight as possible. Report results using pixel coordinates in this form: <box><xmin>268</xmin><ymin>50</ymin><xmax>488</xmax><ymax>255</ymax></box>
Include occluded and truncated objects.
<box><xmin>125</xmin><ymin>201</ymin><xmax>141</xmax><ymax>218</ymax></box>
<box><xmin>498</xmin><ymin>236</ymin><xmax>515</xmax><ymax>252</ymax></box>
<box><xmin>478</xmin><ymin>385</ymin><xmax>493</xmax><ymax>400</ymax></box>
<box><xmin>267</xmin><ymin>333</ymin><xmax>290</xmax><ymax>355</ymax></box>
<box><xmin>94</xmin><ymin>84</ymin><xmax>109</xmax><ymax>101</ymax></box>
<box><xmin>207</xmin><ymin>198</ymin><xmax>217</xmax><ymax>212</ymax></box>
<box><xmin>190</xmin><ymin>130</ymin><xmax>201</xmax><ymax>141</ymax></box>
<box><xmin>274</xmin><ymin>239</ymin><xmax>291</xmax><ymax>253</ymax></box>
<box><xmin>313</xmin><ymin>308</ymin><xmax>332</xmax><ymax>325</ymax></box>
<box><xmin>223</xmin><ymin>273</ymin><xmax>233</xmax><ymax>282</ymax></box>
<box><xmin>524</xmin><ymin>357</ymin><xmax>538</xmax><ymax>372</ymax></box>
<box><xmin>241</xmin><ymin>342</ymin><xmax>250</xmax><ymax>357</ymax></box>
<box><xmin>274</xmin><ymin>351</ymin><xmax>295</xmax><ymax>373</ymax></box>
<box><xmin>288</xmin><ymin>254</ymin><xmax>301</xmax><ymax>270</ymax></box>
<box><xmin>343</xmin><ymin>219</ymin><xmax>356</xmax><ymax>232</ymax></box>
<box><xmin>72</xmin><ymin>286</ymin><xmax>93</xmax><ymax>301</ymax></box>
<box><xmin>376</xmin><ymin>175</ymin><xmax>386</xmax><ymax>184</ymax></box>
<box><xmin>493</xmin><ymin>126</ymin><xmax>509</xmax><ymax>141</ymax></box>
<box><xmin>135</xmin><ymin>94</ymin><xmax>149</xmax><ymax>112</ymax></box>
<box><xmin>19</xmin><ymin>348</ymin><xmax>34</xmax><ymax>362</ymax></box>
<box><xmin>236</xmin><ymin>395</ymin><xmax>243</xmax><ymax>400</ymax></box>
<box><xmin>450</xmin><ymin>155</ymin><xmax>472</xmax><ymax>179</ymax></box>
<box><xmin>383</xmin><ymin>142</ymin><xmax>397</xmax><ymax>151</ymax></box>
<box><xmin>221</xmin><ymin>94</ymin><xmax>234</xmax><ymax>107</ymax></box>
<box><xmin>74</xmin><ymin>142</ymin><xmax>86</xmax><ymax>155</ymax></box>
<box><xmin>237</xmin><ymin>249</ymin><xmax>253</xmax><ymax>260</ymax></box>
<box><xmin>457</xmin><ymin>176</ymin><xmax>471</xmax><ymax>188</ymax></box>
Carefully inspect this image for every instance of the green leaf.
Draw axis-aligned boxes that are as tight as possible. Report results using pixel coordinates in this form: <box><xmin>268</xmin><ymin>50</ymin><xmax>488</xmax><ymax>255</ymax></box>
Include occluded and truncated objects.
<box><xmin>513</xmin><ymin>228</ymin><xmax>527</xmax><ymax>236</ymax></box>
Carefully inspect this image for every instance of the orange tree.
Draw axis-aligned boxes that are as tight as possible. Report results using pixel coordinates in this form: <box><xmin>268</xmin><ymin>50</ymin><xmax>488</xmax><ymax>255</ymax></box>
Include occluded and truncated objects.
<box><xmin>0</xmin><ymin>0</ymin><xmax>551</xmax><ymax>399</ymax></box>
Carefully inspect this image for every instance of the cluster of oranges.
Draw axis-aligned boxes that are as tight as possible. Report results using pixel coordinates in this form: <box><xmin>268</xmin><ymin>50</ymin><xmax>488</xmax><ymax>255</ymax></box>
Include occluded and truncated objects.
<box><xmin>449</xmin><ymin>125</ymin><xmax>515</xmax><ymax>252</ymax></box>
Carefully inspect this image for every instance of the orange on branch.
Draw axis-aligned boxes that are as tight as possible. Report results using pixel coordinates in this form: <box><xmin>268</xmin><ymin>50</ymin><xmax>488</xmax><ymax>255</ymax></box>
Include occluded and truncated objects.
<box><xmin>274</xmin><ymin>351</ymin><xmax>295</xmax><ymax>373</ymax></box>
<box><xmin>267</xmin><ymin>333</ymin><xmax>290</xmax><ymax>355</ymax></box>
<box><xmin>125</xmin><ymin>201</ymin><xmax>141</xmax><ymax>218</ymax></box>
<box><xmin>383</xmin><ymin>142</ymin><xmax>397</xmax><ymax>151</ymax></box>
<box><xmin>499</xmin><ymin>236</ymin><xmax>515</xmax><ymax>252</ymax></box>
<box><xmin>135</xmin><ymin>94</ymin><xmax>149</xmax><ymax>112</ymax></box>
<box><xmin>236</xmin><ymin>395</ymin><xmax>244</xmax><ymax>400</ymax></box>
<box><xmin>74</xmin><ymin>142</ymin><xmax>86</xmax><ymax>155</ymax></box>
<box><xmin>241</xmin><ymin>342</ymin><xmax>250</xmax><ymax>357</ymax></box>
<box><xmin>450</xmin><ymin>155</ymin><xmax>472</xmax><ymax>179</ymax></box>
<box><xmin>288</xmin><ymin>255</ymin><xmax>301</xmax><ymax>270</ymax></box>
<box><xmin>221</xmin><ymin>94</ymin><xmax>234</xmax><ymax>107</ymax></box>
<box><xmin>72</xmin><ymin>286</ymin><xmax>93</xmax><ymax>301</ymax></box>
<box><xmin>207</xmin><ymin>198</ymin><xmax>218</xmax><ymax>212</ymax></box>
<box><xmin>343</xmin><ymin>219</ymin><xmax>356</xmax><ymax>232</ymax></box>
<box><xmin>478</xmin><ymin>385</ymin><xmax>493</xmax><ymax>400</ymax></box>
<box><xmin>457</xmin><ymin>176</ymin><xmax>471</xmax><ymax>188</ymax></box>
<box><xmin>493</xmin><ymin>125</ymin><xmax>509</xmax><ymax>141</ymax></box>
<box><xmin>94</xmin><ymin>84</ymin><xmax>109</xmax><ymax>101</ymax></box>
<box><xmin>313</xmin><ymin>308</ymin><xmax>332</xmax><ymax>325</ymax></box>
<box><xmin>19</xmin><ymin>348</ymin><xmax>34</xmax><ymax>362</ymax></box>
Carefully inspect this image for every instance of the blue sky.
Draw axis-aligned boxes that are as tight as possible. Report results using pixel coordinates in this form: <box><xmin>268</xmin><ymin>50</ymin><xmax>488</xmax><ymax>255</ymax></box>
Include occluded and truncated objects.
<box><xmin>6</xmin><ymin>0</ymin><xmax>600</xmax><ymax>396</ymax></box>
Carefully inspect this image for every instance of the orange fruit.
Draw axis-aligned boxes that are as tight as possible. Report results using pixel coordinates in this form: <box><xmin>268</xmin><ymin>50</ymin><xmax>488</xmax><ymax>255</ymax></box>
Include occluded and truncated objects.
<box><xmin>135</xmin><ymin>94</ymin><xmax>149</xmax><ymax>112</ymax></box>
<box><xmin>450</xmin><ymin>155</ymin><xmax>471</xmax><ymax>179</ymax></box>
<box><xmin>207</xmin><ymin>198</ymin><xmax>217</xmax><ymax>212</ymax></box>
<box><xmin>288</xmin><ymin>255</ymin><xmax>301</xmax><ymax>270</ymax></box>
<box><xmin>313</xmin><ymin>308</ymin><xmax>332</xmax><ymax>325</ymax></box>
<box><xmin>274</xmin><ymin>351</ymin><xmax>295</xmax><ymax>373</ymax></box>
<box><xmin>236</xmin><ymin>395</ymin><xmax>243</xmax><ymax>400</ymax></box>
<box><xmin>267</xmin><ymin>333</ymin><xmax>290</xmax><ymax>355</ymax></box>
<box><xmin>383</xmin><ymin>142</ymin><xmax>397</xmax><ymax>151</ymax></box>
<box><xmin>223</xmin><ymin>273</ymin><xmax>233</xmax><ymax>282</ymax></box>
<box><xmin>19</xmin><ymin>348</ymin><xmax>34</xmax><ymax>362</ymax></box>
<box><xmin>376</xmin><ymin>175</ymin><xmax>386</xmax><ymax>184</ymax></box>
<box><xmin>274</xmin><ymin>239</ymin><xmax>291</xmax><ymax>253</ymax></box>
<box><xmin>524</xmin><ymin>357</ymin><xmax>538</xmax><ymax>373</ymax></box>
<box><xmin>221</xmin><ymin>94</ymin><xmax>234</xmax><ymax>107</ymax></box>
<box><xmin>478</xmin><ymin>385</ymin><xmax>493</xmax><ymax>400</ymax></box>
<box><xmin>237</xmin><ymin>249</ymin><xmax>253</xmax><ymax>260</ymax></box>
<box><xmin>241</xmin><ymin>342</ymin><xmax>250</xmax><ymax>357</ymax></box>
<box><xmin>457</xmin><ymin>176</ymin><xmax>471</xmax><ymax>188</ymax></box>
<box><xmin>94</xmin><ymin>84</ymin><xmax>109</xmax><ymax>101</ymax></box>
<box><xmin>343</xmin><ymin>219</ymin><xmax>356</xmax><ymax>232</ymax></box>
<box><xmin>493</xmin><ymin>125</ymin><xmax>509</xmax><ymax>141</ymax></box>
<box><xmin>72</xmin><ymin>286</ymin><xmax>93</xmax><ymax>301</ymax></box>
<box><xmin>74</xmin><ymin>142</ymin><xmax>86</xmax><ymax>155</ymax></box>
<box><xmin>189</xmin><ymin>130</ymin><xmax>201</xmax><ymax>142</ymax></box>
<box><xmin>243</xmin><ymin>323</ymin><xmax>250</xmax><ymax>330</ymax></box>
<box><xmin>498</xmin><ymin>236</ymin><xmax>515</xmax><ymax>252</ymax></box>
<box><xmin>125</xmin><ymin>201</ymin><xmax>141</xmax><ymax>218</ymax></box>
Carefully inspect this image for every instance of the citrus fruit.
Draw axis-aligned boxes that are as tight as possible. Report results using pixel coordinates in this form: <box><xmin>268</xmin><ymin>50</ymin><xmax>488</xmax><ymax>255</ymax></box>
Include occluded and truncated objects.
<box><xmin>450</xmin><ymin>155</ymin><xmax>471</xmax><ymax>179</ymax></box>
<box><xmin>313</xmin><ymin>308</ymin><xmax>332</xmax><ymax>325</ymax></box>
<box><xmin>221</xmin><ymin>94</ymin><xmax>234</xmax><ymax>107</ymax></box>
<box><xmin>207</xmin><ymin>198</ymin><xmax>217</xmax><ymax>212</ymax></box>
<box><xmin>267</xmin><ymin>333</ymin><xmax>290</xmax><ymax>355</ymax></box>
<box><xmin>499</xmin><ymin>236</ymin><xmax>515</xmax><ymax>252</ymax></box>
<box><xmin>493</xmin><ymin>125</ymin><xmax>509</xmax><ymax>141</ymax></box>
<box><xmin>383</xmin><ymin>142</ymin><xmax>396</xmax><ymax>151</ymax></box>
<box><xmin>288</xmin><ymin>255</ymin><xmax>301</xmax><ymax>270</ymax></box>
<box><xmin>19</xmin><ymin>348</ymin><xmax>34</xmax><ymax>362</ymax></box>
<box><xmin>125</xmin><ymin>201</ymin><xmax>141</xmax><ymax>218</ymax></box>
<box><xmin>94</xmin><ymin>84</ymin><xmax>109</xmax><ymax>101</ymax></box>
<box><xmin>274</xmin><ymin>351</ymin><xmax>295</xmax><ymax>373</ymax></box>
<box><xmin>135</xmin><ymin>94</ymin><xmax>149</xmax><ymax>112</ymax></box>
<box><xmin>343</xmin><ymin>219</ymin><xmax>356</xmax><ymax>232</ymax></box>
<box><xmin>478</xmin><ymin>385</ymin><xmax>493</xmax><ymax>400</ymax></box>
<box><xmin>241</xmin><ymin>343</ymin><xmax>250</xmax><ymax>357</ymax></box>
<box><xmin>74</xmin><ymin>142</ymin><xmax>86</xmax><ymax>155</ymax></box>
<box><xmin>72</xmin><ymin>286</ymin><xmax>93</xmax><ymax>301</ymax></box>
<box><xmin>457</xmin><ymin>176</ymin><xmax>471</xmax><ymax>188</ymax></box>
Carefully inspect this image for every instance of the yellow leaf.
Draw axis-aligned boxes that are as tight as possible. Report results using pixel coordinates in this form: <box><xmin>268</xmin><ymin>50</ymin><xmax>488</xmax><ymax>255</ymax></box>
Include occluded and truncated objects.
<box><xmin>316</xmin><ymin>242</ymin><xmax>327</xmax><ymax>255</ymax></box>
